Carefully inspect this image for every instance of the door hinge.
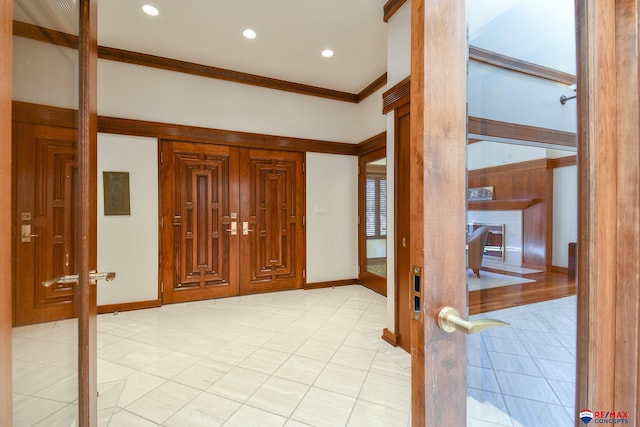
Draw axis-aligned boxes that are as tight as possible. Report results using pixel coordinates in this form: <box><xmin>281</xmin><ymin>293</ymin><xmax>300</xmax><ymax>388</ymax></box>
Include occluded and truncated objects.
<box><xmin>302</xmin><ymin>162</ymin><xmax>305</xmax><ymax>173</ymax></box>
<box><xmin>160</xmin><ymin>152</ymin><xmax>164</xmax><ymax>165</ymax></box>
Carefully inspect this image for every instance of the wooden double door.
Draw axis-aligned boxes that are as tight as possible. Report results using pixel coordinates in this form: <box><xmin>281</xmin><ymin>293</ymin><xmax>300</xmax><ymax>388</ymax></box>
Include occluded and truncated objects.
<box><xmin>160</xmin><ymin>141</ymin><xmax>305</xmax><ymax>303</ymax></box>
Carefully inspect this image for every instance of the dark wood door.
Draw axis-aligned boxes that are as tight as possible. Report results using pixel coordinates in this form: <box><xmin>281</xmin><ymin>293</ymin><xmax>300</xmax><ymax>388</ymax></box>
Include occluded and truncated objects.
<box><xmin>13</xmin><ymin>123</ymin><xmax>78</xmax><ymax>326</ymax></box>
<box><xmin>160</xmin><ymin>141</ymin><xmax>240</xmax><ymax>303</ymax></box>
<box><xmin>160</xmin><ymin>142</ymin><xmax>304</xmax><ymax>302</ymax></box>
<box><xmin>239</xmin><ymin>149</ymin><xmax>305</xmax><ymax>294</ymax></box>
<box><xmin>394</xmin><ymin>104</ymin><xmax>411</xmax><ymax>352</ymax></box>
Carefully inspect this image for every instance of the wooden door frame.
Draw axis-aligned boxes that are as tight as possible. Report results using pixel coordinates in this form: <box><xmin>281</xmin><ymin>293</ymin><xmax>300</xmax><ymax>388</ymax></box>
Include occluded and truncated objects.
<box><xmin>0</xmin><ymin>0</ymin><xmax>13</xmax><ymax>422</ymax></box>
<box><xmin>410</xmin><ymin>0</ymin><xmax>467</xmax><ymax>425</ymax></box>
<box><xmin>575</xmin><ymin>0</ymin><xmax>640</xmax><ymax>416</ymax></box>
<box><xmin>410</xmin><ymin>0</ymin><xmax>640</xmax><ymax>425</ymax></box>
<box><xmin>358</xmin><ymin>146</ymin><xmax>388</xmax><ymax>295</ymax></box>
<box><xmin>78</xmin><ymin>0</ymin><xmax>99</xmax><ymax>424</ymax></box>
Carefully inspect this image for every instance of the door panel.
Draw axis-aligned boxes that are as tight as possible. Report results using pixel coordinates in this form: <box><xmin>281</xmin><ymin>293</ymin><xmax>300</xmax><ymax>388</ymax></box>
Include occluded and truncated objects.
<box><xmin>161</xmin><ymin>141</ymin><xmax>239</xmax><ymax>303</ymax></box>
<box><xmin>14</xmin><ymin>123</ymin><xmax>77</xmax><ymax>326</ymax></box>
<box><xmin>239</xmin><ymin>149</ymin><xmax>305</xmax><ymax>294</ymax></box>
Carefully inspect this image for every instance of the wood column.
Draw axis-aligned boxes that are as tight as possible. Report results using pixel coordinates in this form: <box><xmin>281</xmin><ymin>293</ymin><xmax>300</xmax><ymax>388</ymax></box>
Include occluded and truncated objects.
<box><xmin>410</xmin><ymin>0</ymin><xmax>467</xmax><ymax>425</ymax></box>
<box><xmin>78</xmin><ymin>0</ymin><xmax>98</xmax><ymax>424</ymax></box>
<box><xmin>576</xmin><ymin>0</ymin><xmax>640</xmax><ymax>420</ymax></box>
<box><xmin>0</xmin><ymin>0</ymin><xmax>13</xmax><ymax>422</ymax></box>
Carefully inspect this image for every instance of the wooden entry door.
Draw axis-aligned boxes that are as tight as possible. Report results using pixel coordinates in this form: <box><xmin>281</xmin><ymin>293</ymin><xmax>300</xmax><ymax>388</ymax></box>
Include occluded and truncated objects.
<box><xmin>13</xmin><ymin>123</ymin><xmax>78</xmax><ymax>326</ymax></box>
<box><xmin>238</xmin><ymin>149</ymin><xmax>305</xmax><ymax>294</ymax></box>
<box><xmin>160</xmin><ymin>141</ymin><xmax>305</xmax><ymax>303</ymax></box>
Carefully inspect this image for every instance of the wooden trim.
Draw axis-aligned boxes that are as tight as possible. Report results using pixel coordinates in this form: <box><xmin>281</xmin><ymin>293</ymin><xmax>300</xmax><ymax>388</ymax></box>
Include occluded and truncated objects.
<box><xmin>381</xmin><ymin>328</ymin><xmax>398</xmax><ymax>347</ymax></box>
<box><xmin>467</xmin><ymin>198</ymin><xmax>541</xmax><ymax>211</ymax></box>
<box><xmin>382</xmin><ymin>76</ymin><xmax>410</xmax><ymax>114</ymax></box>
<box><xmin>78</xmin><ymin>0</ymin><xmax>99</xmax><ymax>424</ymax></box>
<box><xmin>356</xmin><ymin>132</ymin><xmax>386</xmax><ymax>155</ymax></box>
<box><xmin>550</xmin><ymin>265</ymin><xmax>569</xmax><ymax>274</ymax></box>
<box><xmin>12</xmin><ymin>101</ymin><xmax>360</xmax><ymax>155</ymax></box>
<box><xmin>358</xmin><ymin>73</ymin><xmax>387</xmax><ymax>102</ymax></box>
<box><xmin>468</xmin><ymin>116</ymin><xmax>577</xmax><ymax>147</ymax></box>
<box><xmin>576</xmin><ymin>0</ymin><xmax>640</xmax><ymax>417</ymax></box>
<box><xmin>13</xmin><ymin>21</ymin><xmax>367</xmax><ymax>104</ymax></box>
<box><xmin>383</xmin><ymin>0</ymin><xmax>408</xmax><ymax>22</ymax></box>
<box><xmin>98</xmin><ymin>45</ymin><xmax>359</xmax><ymax>103</ymax></box>
<box><xmin>548</xmin><ymin>155</ymin><xmax>577</xmax><ymax>168</ymax></box>
<box><xmin>13</xmin><ymin>101</ymin><xmax>77</xmax><ymax>127</ymax></box>
<box><xmin>469</xmin><ymin>45</ymin><xmax>577</xmax><ymax>86</ymax></box>
<box><xmin>304</xmin><ymin>279</ymin><xmax>358</xmax><ymax>290</ymax></box>
<box><xmin>99</xmin><ymin>116</ymin><xmax>359</xmax><ymax>155</ymax></box>
<box><xmin>97</xmin><ymin>299</ymin><xmax>162</xmax><ymax>314</ymax></box>
<box><xmin>12</xmin><ymin>20</ymin><xmax>76</xmax><ymax>48</ymax></box>
<box><xmin>0</xmin><ymin>0</ymin><xmax>12</xmax><ymax>420</ymax></box>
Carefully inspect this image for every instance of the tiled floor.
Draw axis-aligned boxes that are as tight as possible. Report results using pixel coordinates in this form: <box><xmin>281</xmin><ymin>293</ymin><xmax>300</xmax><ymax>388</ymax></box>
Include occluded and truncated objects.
<box><xmin>12</xmin><ymin>285</ymin><xmax>576</xmax><ymax>426</ymax></box>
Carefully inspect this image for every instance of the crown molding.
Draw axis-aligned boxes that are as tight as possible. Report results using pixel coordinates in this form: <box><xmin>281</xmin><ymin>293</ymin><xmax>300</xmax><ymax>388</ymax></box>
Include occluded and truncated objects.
<box><xmin>383</xmin><ymin>0</ymin><xmax>408</xmax><ymax>22</ymax></box>
<box><xmin>13</xmin><ymin>20</ymin><xmax>385</xmax><ymax>104</ymax></box>
<box><xmin>469</xmin><ymin>45</ymin><xmax>576</xmax><ymax>85</ymax></box>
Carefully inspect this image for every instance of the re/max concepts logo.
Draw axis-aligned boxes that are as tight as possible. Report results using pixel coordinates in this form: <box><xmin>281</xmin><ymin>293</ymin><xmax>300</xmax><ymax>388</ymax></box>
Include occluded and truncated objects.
<box><xmin>580</xmin><ymin>409</ymin><xmax>630</xmax><ymax>424</ymax></box>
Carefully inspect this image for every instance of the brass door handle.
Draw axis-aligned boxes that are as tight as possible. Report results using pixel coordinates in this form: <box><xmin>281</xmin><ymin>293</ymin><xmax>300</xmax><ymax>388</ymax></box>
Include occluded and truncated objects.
<box><xmin>225</xmin><ymin>221</ymin><xmax>237</xmax><ymax>235</ymax></box>
<box><xmin>437</xmin><ymin>306</ymin><xmax>509</xmax><ymax>334</ymax></box>
<box><xmin>242</xmin><ymin>221</ymin><xmax>254</xmax><ymax>235</ymax></box>
<box><xmin>42</xmin><ymin>271</ymin><xmax>116</xmax><ymax>287</ymax></box>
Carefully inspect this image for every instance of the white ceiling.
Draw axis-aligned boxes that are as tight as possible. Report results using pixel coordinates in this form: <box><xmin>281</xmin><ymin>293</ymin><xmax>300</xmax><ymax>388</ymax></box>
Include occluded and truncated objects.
<box><xmin>14</xmin><ymin>0</ymin><xmax>576</xmax><ymax>94</ymax></box>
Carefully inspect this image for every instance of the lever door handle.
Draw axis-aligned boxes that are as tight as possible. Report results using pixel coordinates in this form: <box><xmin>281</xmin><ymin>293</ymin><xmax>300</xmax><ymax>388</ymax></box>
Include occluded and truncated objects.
<box><xmin>42</xmin><ymin>271</ymin><xmax>116</xmax><ymax>287</ymax></box>
<box><xmin>225</xmin><ymin>221</ymin><xmax>237</xmax><ymax>235</ymax></box>
<box><xmin>437</xmin><ymin>306</ymin><xmax>509</xmax><ymax>334</ymax></box>
<box><xmin>242</xmin><ymin>221</ymin><xmax>254</xmax><ymax>235</ymax></box>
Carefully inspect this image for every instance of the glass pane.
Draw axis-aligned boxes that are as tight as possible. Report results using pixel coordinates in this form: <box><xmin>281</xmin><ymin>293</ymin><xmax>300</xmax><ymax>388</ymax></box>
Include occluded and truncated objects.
<box><xmin>12</xmin><ymin>0</ymin><xmax>80</xmax><ymax>424</ymax></box>
<box><xmin>365</xmin><ymin>158</ymin><xmax>387</xmax><ymax>277</ymax></box>
<box><xmin>466</xmin><ymin>1</ymin><xmax>578</xmax><ymax>425</ymax></box>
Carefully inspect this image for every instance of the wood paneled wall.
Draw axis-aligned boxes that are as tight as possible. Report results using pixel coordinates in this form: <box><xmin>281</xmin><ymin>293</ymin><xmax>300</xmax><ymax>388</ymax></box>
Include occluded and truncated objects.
<box><xmin>468</xmin><ymin>159</ymin><xmax>555</xmax><ymax>270</ymax></box>
<box><xmin>0</xmin><ymin>0</ymin><xmax>13</xmax><ymax>421</ymax></box>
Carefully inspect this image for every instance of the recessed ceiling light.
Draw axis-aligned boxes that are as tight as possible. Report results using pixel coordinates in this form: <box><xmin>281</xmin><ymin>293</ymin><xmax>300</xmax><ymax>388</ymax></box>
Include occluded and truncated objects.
<box><xmin>243</xmin><ymin>29</ymin><xmax>257</xmax><ymax>39</ymax></box>
<box><xmin>321</xmin><ymin>49</ymin><xmax>334</xmax><ymax>58</ymax></box>
<box><xmin>142</xmin><ymin>4</ymin><xmax>159</xmax><ymax>16</ymax></box>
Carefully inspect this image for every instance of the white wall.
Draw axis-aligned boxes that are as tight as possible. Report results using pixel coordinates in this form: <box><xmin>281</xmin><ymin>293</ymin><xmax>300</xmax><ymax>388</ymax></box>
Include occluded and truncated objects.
<box><xmin>468</xmin><ymin>61</ymin><xmax>577</xmax><ymax>133</ymax></box>
<box><xmin>97</xmin><ymin>134</ymin><xmax>159</xmax><ymax>305</ymax></box>
<box><xmin>305</xmin><ymin>153</ymin><xmax>358</xmax><ymax>283</ymax></box>
<box><xmin>553</xmin><ymin>165</ymin><xmax>578</xmax><ymax>267</ymax></box>
<box><xmin>387</xmin><ymin>1</ymin><xmax>411</xmax><ymax>87</ymax></box>
<box><xmin>12</xmin><ymin>37</ymin><xmax>77</xmax><ymax>108</ymax></box>
<box><xmin>98</xmin><ymin>59</ymin><xmax>385</xmax><ymax>144</ymax></box>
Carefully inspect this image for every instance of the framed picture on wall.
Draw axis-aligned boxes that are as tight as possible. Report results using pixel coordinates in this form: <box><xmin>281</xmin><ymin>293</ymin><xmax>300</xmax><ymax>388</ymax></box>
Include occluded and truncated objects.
<box><xmin>467</xmin><ymin>186</ymin><xmax>494</xmax><ymax>201</ymax></box>
<box><xmin>103</xmin><ymin>171</ymin><xmax>131</xmax><ymax>215</ymax></box>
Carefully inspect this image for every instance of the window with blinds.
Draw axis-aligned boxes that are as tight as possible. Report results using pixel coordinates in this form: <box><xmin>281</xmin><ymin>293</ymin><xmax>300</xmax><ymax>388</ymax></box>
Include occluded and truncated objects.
<box><xmin>366</xmin><ymin>175</ymin><xmax>387</xmax><ymax>238</ymax></box>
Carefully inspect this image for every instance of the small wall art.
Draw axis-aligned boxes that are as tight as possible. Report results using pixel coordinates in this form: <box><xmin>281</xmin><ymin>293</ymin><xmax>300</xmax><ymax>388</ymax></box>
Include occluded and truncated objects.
<box><xmin>103</xmin><ymin>171</ymin><xmax>131</xmax><ymax>215</ymax></box>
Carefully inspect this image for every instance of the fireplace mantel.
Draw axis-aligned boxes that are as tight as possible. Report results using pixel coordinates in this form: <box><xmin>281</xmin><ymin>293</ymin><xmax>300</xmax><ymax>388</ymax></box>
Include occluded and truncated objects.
<box><xmin>467</xmin><ymin>198</ymin><xmax>542</xmax><ymax>211</ymax></box>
